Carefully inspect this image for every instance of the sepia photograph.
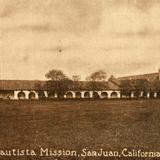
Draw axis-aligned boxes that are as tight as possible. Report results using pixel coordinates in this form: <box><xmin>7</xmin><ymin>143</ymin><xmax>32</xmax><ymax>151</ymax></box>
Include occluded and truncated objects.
<box><xmin>0</xmin><ymin>0</ymin><xmax>160</xmax><ymax>159</ymax></box>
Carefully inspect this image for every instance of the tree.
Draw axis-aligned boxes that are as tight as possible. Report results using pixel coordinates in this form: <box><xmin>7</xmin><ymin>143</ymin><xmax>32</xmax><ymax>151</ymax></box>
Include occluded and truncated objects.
<box><xmin>46</xmin><ymin>79</ymin><xmax>73</xmax><ymax>98</ymax></box>
<box><xmin>86</xmin><ymin>81</ymin><xmax>107</xmax><ymax>91</ymax></box>
<box><xmin>34</xmin><ymin>81</ymin><xmax>46</xmax><ymax>99</ymax></box>
<box><xmin>120</xmin><ymin>79</ymin><xmax>149</xmax><ymax>98</ymax></box>
<box><xmin>45</xmin><ymin>69</ymin><xmax>72</xmax><ymax>98</ymax></box>
<box><xmin>72</xmin><ymin>75</ymin><xmax>81</xmax><ymax>81</ymax></box>
<box><xmin>86</xmin><ymin>70</ymin><xmax>107</xmax><ymax>98</ymax></box>
<box><xmin>133</xmin><ymin>79</ymin><xmax>149</xmax><ymax>98</ymax></box>
<box><xmin>120</xmin><ymin>80</ymin><xmax>133</xmax><ymax>98</ymax></box>
<box><xmin>86</xmin><ymin>70</ymin><xmax>107</xmax><ymax>81</ymax></box>
<box><xmin>45</xmin><ymin>69</ymin><xmax>67</xmax><ymax>81</ymax></box>
<box><xmin>151</xmin><ymin>80</ymin><xmax>160</xmax><ymax>92</ymax></box>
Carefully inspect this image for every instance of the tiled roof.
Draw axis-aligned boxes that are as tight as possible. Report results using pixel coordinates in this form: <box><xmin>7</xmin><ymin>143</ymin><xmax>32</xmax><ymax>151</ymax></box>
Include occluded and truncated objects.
<box><xmin>0</xmin><ymin>80</ymin><xmax>119</xmax><ymax>91</ymax></box>
<box><xmin>0</xmin><ymin>80</ymin><xmax>46</xmax><ymax>90</ymax></box>
<box><xmin>117</xmin><ymin>72</ymin><xmax>159</xmax><ymax>81</ymax></box>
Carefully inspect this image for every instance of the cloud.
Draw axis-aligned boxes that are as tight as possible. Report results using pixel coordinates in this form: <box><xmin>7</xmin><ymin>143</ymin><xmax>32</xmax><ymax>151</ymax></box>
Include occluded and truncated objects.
<box><xmin>0</xmin><ymin>0</ymin><xmax>28</xmax><ymax>18</ymax></box>
<box><xmin>110</xmin><ymin>0</ymin><xmax>159</xmax><ymax>12</ymax></box>
<box><xmin>0</xmin><ymin>7</ymin><xmax>14</xmax><ymax>18</ymax></box>
<box><xmin>112</xmin><ymin>29</ymin><xmax>160</xmax><ymax>38</ymax></box>
<box><xmin>0</xmin><ymin>0</ymin><xmax>104</xmax><ymax>35</ymax></box>
<box><xmin>101</xmin><ymin>46</ymin><xmax>133</xmax><ymax>52</ymax></box>
<box><xmin>7</xmin><ymin>24</ymin><xmax>57</xmax><ymax>33</ymax></box>
<box><xmin>132</xmin><ymin>0</ymin><xmax>158</xmax><ymax>12</ymax></box>
<box><xmin>1</xmin><ymin>0</ymin><xmax>160</xmax><ymax>80</ymax></box>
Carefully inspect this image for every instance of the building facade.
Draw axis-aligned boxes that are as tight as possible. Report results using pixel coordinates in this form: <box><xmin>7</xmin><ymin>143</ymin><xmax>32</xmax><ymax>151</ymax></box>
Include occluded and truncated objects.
<box><xmin>0</xmin><ymin>79</ymin><xmax>121</xmax><ymax>100</ymax></box>
<box><xmin>0</xmin><ymin>70</ymin><xmax>160</xmax><ymax>100</ymax></box>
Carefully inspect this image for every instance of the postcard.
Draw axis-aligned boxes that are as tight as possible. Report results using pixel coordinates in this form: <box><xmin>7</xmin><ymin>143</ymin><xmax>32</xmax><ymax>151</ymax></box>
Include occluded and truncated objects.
<box><xmin>0</xmin><ymin>0</ymin><xmax>160</xmax><ymax>160</ymax></box>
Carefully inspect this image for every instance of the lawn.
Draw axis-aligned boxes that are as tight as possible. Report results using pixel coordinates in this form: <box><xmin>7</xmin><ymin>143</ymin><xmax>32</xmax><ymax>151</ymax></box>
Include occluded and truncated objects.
<box><xmin>0</xmin><ymin>99</ymin><xmax>160</xmax><ymax>160</ymax></box>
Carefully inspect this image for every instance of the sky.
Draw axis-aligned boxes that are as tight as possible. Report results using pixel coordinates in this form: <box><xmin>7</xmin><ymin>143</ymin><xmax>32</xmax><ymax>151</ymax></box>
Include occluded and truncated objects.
<box><xmin>0</xmin><ymin>0</ymin><xmax>160</xmax><ymax>80</ymax></box>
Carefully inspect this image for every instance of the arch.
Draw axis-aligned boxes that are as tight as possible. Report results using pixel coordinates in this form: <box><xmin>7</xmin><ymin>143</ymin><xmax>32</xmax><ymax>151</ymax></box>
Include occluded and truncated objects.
<box><xmin>84</xmin><ymin>92</ymin><xmax>90</xmax><ymax>98</ymax></box>
<box><xmin>29</xmin><ymin>92</ymin><xmax>36</xmax><ymax>100</ymax></box>
<box><xmin>66</xmin><ymin>92</ymin><xmax>73</xmax><ymax>98</ymax></box>
<box><xmin>101</xmin><ymin>92</ymin><xmax>108</xmax><ymax>99</ymax></box>
<box><xmin>134</xmin><ymin>91</ymin><xmax>141</xmax><ymax>98</ymax></box>
<box><xmin>157</xmin><ymin>92</ymin><xmax>160</xmax><ymax>98</ymax></box>
<box><xmin>142</xmin><ymin>91</ymin><xmax>147</xmax><ymax>98</ymax></box>
<box><xmin>93</xmin><ymin>92</ymin><xmax>100</xmax><ymax>99</ymax></box>
<box><xmin>38</xmin><ymin>91</ymin><xmax>45</xmax><ymax>99</ymax></box>
<box><xmin>150</xmin><ymin>92</ymin><xmax>155</xmax><ymax>99</ymax></box>
<box><xmin>111</xmin><ymin>92</ymin><xmax>118</xmax><ymax>98</ymax></box>
<box><xmin>48</xmin><ymin>91</ymin><xmax>55</xmax><ymax>99</ymax></box>
<box><xmin>18</xmin><ymin>91</ymin><xmax>25</xmax><ymax>100</ymax></box>
<box><xmin>121</xmin><ymin>92</ymin><xmax>131</xmax><ymax>98</ymax></box>
<box><xmin>75</xmin><ymin>92</ymin><xmax>81</xmax><ymax>98</ymax></box>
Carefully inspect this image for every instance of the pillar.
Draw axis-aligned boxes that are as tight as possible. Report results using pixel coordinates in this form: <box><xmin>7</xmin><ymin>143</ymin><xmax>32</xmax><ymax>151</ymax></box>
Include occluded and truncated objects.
<box><xmin>54</xmin><ymin>93</ymin><xmax>58</xmax><ymax>98</ymax></box>
<box><xmin>89</xmin><ymin>91</ymin><xmax>93</xmax><ymax>98</ymax></box>
<box><xmin>97</xmin><ymin>91</ymin><xmax>101</xmax><ymax>98</ymax></box>
<box><xmin>108</xmin><ymin>92</ymin><xmax>111</xmax><ymax>99</ymax></box>
<box><xmin>117</xmin><ymin>91</ymin><xmax>121</xmax><ymax>98</ymax></box>
<box><xmin>14</xmin><ymin>91</ymin><xmax>19</xmax><ymax>100</ymax></box>
<box><xmin>81</xmin><ymin>92</ymin><xmax>85</xmax><ymax>98</ymax></box>
<box><xmin>34</xmin><ymin>91</ymin><xmax>39</xmax><ymax>99</ymax></box>
<box><xmin>154</xmin><ymin>92</ymin><xmax>157</xmax><ymax>99</ymax></box>
<box><xmin>140</xmin><ymin>91</ymin><xmax>143</xmax><ymax>97</ymax></box>
<box><xmin>44</xmin><ymin>91</ymin><xmax>48</xmax><ymax>98</ymax></box>
<box><xmin>23</xmin><ymin>91</ymin><xmax>30</xmax><ymax>99</ymax></box>
<box><xmin>147</xmin><ymin>92</ymin><xmax>150</xmax><ymax>99</ymax></box>
<box><xmin>131</xmin><ymin>91</ymin><xmax>134</xmax><ymax>98</ymax></box>
<box><xmin>72</xmin><ymin>92</ymin><xmax>76</xmax><ymax>98</ymax></box>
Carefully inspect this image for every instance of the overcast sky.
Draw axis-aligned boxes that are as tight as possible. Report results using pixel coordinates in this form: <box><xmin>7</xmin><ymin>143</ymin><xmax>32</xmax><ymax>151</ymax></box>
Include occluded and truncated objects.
<box><xmin>0</xmin><ymin>0</ymin><xmax>160</xmax><ymax>80</ymax></box>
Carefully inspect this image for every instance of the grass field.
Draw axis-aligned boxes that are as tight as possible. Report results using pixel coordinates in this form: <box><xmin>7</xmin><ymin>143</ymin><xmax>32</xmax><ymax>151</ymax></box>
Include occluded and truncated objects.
<box><xmin>0</xmin><ymin>99</ymin><xmax>160</xmax><ymax>160</ymax></box>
